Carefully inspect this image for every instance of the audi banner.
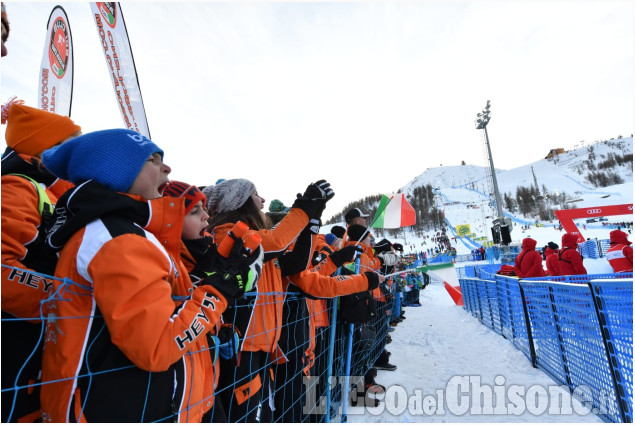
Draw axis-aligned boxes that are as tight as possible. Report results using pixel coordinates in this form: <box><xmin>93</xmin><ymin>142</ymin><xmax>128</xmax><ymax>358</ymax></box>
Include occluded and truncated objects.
<box><xmin>554</xmin><ymin>203</ymin><xmax>633</xmax><ymax>243</ymax></box>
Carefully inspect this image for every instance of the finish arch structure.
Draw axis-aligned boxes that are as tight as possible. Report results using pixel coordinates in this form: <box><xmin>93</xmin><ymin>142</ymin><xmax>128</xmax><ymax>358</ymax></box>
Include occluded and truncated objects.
<box><xmin>554</xmin><ymin>203</ymin><xmax>633</xmax><ymax>243</ymax></box>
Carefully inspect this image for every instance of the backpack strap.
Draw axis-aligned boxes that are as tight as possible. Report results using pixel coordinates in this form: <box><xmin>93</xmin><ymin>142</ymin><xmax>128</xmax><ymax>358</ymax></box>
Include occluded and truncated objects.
<box><xmin>517</xmin><ymin>250</ymin><xmax>530</xmax><ymax>268</ymax></box>
<box><xmin>558</xmin><ymin>247</ymin><xmax>572</xmax><ymax>264</ymax></box>
<box><xmin>8</xmin><ymin>173</ymin><xmax>53</xmax><ymax>216</ymax></box>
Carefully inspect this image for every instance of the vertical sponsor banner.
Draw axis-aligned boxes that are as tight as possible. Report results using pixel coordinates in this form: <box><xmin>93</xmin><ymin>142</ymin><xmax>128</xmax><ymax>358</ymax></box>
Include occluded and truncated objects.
<box><xmin>90</xmin><ymin>2</ymin><xmax>150</xmax><ymax>138</ymax></box>
<box><xmin>38</xmin><ymin>6</ymin><xmax>74</xmax><ymax>116</ymax></box>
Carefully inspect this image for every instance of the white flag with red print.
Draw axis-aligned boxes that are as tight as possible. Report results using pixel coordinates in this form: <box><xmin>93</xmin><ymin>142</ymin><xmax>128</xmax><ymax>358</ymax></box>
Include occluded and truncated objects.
<box><xmin>38</xmin><ymin>6</ymin><xmax>73</xmax><ymax>116</ymax></box>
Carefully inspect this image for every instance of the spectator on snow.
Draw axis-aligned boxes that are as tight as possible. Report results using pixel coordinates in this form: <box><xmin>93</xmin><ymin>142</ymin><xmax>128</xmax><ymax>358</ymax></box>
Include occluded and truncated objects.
<box><xmin>606</xmin><ymin>229</ymin><xmax>633</xmax><ymax>273</ymax></box>
<box><xmin>203</xmin><ymin>178</ymin><xmax>333</xmax><ymax>422</ymax></box>
<box><xmin>557</xmin><ymin>233</ymin><xmax>587</xmax><ymax>276</ymax></box>
<box><xmin>543</xmin><ymin>242</ymin><xmax>560</xmax><ymax>276</ymax></box>
<box><xmin>513</xmin><ymin>238</ymin><xmax>546</xmax><ymax>278</ymax></box>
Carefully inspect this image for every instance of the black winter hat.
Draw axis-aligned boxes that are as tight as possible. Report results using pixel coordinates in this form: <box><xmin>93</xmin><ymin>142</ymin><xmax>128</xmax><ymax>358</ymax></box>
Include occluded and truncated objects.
<box><xmin>347</xmin><ymin>224</ymin><xmax>371</xmax><ymax>242</ymax></box>
<box><xmin>374</xmin><ymin>238</ymin><xmax>392</xmax><ymax>254</ymax></box>
<box><xmin>330</xmin><ymin>225</ymin><xmax>346</xmax><ymax>239</ymax></box>
<box><xmin>392</xmin><ymin>243</ymin><xmax>404</xmax><ymax>252</ymax></box>
<box><xmin>547</xmin><ymin>242</ymin><xmax>559</xmax><ymax>250</ymax></box>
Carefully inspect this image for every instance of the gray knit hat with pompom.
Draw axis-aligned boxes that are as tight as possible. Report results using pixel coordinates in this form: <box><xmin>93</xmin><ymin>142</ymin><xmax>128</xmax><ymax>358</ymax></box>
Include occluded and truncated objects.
<box><xmin>202</xmin><ymin>178</ymin><xmax>256</xmax><ymax>214</ymax></box>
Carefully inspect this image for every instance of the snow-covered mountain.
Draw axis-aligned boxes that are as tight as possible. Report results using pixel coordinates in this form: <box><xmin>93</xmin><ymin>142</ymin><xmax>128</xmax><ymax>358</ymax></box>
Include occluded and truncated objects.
<box><xmin>325</xmin><ymin>137</ymin><xmax>633</xmax><ymax>257</ymax></box>
<box><xmin>401</xmin><ymin>137</ymin><xmax>632</xmax><ymax>209</ymax></box>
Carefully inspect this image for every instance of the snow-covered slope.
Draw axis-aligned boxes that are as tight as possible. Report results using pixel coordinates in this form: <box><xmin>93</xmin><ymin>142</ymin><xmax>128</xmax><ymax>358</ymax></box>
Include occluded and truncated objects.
<box><xmin>402</xmin><ymin>137</ymin><xmax>633</xmax><ymax>208</ymax></box>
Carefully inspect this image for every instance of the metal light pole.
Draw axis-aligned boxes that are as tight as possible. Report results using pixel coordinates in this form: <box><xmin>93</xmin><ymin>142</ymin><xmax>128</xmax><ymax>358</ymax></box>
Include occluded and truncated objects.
<box><xmin>476</xmin><ymin>100</ymin><xmax>510</xmax><ymax>244</ymax></box>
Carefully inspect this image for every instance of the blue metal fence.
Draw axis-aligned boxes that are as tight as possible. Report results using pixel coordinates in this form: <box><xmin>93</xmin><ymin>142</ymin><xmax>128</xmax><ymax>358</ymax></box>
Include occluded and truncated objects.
<box><xmin>2</xmin><ymin>264</ymin><xmax>400</xmax><ymax>423</ymax></box>
<box><xmin>459</xmin><ymin>271</ymin><xmax>633</xmax><ymax>423</ymax></box>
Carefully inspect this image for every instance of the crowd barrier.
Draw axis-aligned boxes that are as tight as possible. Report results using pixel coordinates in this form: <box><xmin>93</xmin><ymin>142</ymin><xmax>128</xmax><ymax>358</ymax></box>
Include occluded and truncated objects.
<box><xmin>1</xmin><ymin>264</ymin><xmax>403</xmax><ymax>423</ymax></box>
<box><xmin>459</xmin><ymin>271</ymin><xmax>633</xmax><ymax>423</ymax></box>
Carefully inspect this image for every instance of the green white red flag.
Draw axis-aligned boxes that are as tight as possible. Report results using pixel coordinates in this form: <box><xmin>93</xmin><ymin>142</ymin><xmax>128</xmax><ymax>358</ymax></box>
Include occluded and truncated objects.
<box><xmin>370</xmin><ymin>193</ymin><xmax>416</xmax><ymax>229</ymax></box>
<box><xmin>417</xmin><ymin>262</ymin><xmax>463</xmax><ymax>306</ymax></box>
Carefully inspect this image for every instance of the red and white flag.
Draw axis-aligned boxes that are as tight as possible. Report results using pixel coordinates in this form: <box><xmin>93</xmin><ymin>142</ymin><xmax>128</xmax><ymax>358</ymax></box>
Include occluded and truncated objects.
<box><xmin>38</xmin><ymin>6</ymin><xmax>73</xmax><ymax>116</ymax></box>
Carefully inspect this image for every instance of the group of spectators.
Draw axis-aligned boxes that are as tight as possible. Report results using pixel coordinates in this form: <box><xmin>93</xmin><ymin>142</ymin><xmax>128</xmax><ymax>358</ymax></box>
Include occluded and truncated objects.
<box><xmin>0</xmin><ymin>87</ymin><xmax>416</xmax><ymax>421</ymax></box>
<box><xmin>511</xmin><ymin>230</ymin><xmax>633</xmax><ymax>278</ymax></box>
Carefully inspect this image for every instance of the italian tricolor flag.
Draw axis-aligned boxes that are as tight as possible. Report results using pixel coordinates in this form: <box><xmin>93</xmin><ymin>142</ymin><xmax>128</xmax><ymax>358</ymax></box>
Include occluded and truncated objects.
<box><xmin>417</xmin><ymin>262</ymin><xmax>463</xmax><ymax>306</ymax></box>
<box><xmin>370</xmin><ymin>194</ymin><xmax>416</xmax><ymax>229</ymax></box>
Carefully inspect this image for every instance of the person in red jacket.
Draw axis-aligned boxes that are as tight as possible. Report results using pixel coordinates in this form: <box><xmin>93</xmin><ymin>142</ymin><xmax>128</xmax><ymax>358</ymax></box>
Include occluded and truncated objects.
<box><xmin>39</xmin><ymin>129</ymin><xmax>259</xmax><ymax>422</ymax></box>
<box><xmin>543</xmin><ymin>242</ymin><xmax>560</xmax><ymax>276</ymax></box>
<box><xmin>558</xmin><ymin>233</ymin><xmax>587</xmax><ymax>276</ymax></box>
<box><xmin>606</xmin><ymin>229</ymin><xmax>633</xmax><ymax>272</ymax></box>
<box><xmin>1</xmin><ymin>99</ymin><xmax>82</xmax><ymax>422</ymax></box>
<box><xmin>514</xmin><ymin>238</ymin><xmax>546</xmax><ymax>278</ymax></box>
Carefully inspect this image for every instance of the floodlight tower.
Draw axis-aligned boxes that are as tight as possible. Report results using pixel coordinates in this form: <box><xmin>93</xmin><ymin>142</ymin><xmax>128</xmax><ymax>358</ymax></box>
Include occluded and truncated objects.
<box><xmin>475</xmin><ymin>100</ymin><xmax>511</xmax><ymax>245</ymax></box>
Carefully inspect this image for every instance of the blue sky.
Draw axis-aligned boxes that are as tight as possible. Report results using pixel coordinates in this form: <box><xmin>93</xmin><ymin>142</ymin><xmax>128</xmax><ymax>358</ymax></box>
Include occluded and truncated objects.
<box><xmin>1</xmin><ymin>1</ymin><xmax>632</xmax><ymax>220</ymax></box>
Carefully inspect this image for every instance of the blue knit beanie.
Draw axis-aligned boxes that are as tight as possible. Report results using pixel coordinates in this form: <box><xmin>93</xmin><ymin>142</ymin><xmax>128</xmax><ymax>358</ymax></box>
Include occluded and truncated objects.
<box><xmin>41</xmin><ymin>129</ymin><xmax>164</xmax><ymax>193</ymax></box>
<box><xmin>324</xmin><ymin>233</ymin><xmax>337</xmax><ymax>246</ymax></box>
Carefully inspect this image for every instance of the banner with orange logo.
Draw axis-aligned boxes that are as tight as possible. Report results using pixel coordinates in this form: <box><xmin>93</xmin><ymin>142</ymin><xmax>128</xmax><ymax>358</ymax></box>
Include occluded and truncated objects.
<box><xmin>90</xmin><ymin>2</ymin><xmax>150</xmax><ymax>138</ymax></box>
<box><xmin>38</xmin><ymin>6</ymin><xmax>73</xmax><ymax>116</ymax></box>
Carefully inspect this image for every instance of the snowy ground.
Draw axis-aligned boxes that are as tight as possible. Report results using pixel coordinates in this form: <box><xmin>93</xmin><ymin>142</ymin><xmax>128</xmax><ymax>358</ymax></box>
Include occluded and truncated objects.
<box><xmin>345</xmin><ymin>280</ymin><xmax>604</xmax><ymax>423</ymax></box>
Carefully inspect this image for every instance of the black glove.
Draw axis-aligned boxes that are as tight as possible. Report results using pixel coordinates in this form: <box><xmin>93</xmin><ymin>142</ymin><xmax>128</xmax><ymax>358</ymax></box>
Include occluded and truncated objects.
<box><xmin>199</xmin><ymin>236</ymin><xmax>263</xmax><ymax>305</ymax></box>
<box><xmin>329</xmin><ymin>245</ymin><xmax>364</xmax><ymax>268</ymax></box>
<box><xmin>188</xmin><ymin>238</ymin><xmax>219</xmax><ymax>286</ymax></box>
<box><xmin>364</xmin><ymin>272</ymin><xmax>380</xmax><ymax>291</ymax></box>
<box><xmin>292</xmin><ymin>180</ymin><xmax>334</xmax><ymax>220</ymax></box>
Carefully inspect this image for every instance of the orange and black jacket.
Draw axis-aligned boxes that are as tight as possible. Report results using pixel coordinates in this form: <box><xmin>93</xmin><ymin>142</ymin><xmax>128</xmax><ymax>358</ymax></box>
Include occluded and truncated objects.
<box><xmin>1</xmin><ymin>149</ymin><xmax>73</xmax><ymax>320</ymax></box>
<box><xmin>39</xmin><ymin>181</ymin><xmax>228</xmax><ymax>423</ymax></box>
<box><xmin>278</xmin><ymin>230</ymin><xmax>373</xmax><ymax>369</ymax></box>
<box><xmin>212</xmin><ymin>207</ymin><xmax>309</xmax><ymax>354</ymax></box>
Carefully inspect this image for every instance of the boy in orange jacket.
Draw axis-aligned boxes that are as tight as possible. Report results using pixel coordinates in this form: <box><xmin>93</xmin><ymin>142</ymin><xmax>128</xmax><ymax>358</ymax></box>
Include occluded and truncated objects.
<box><xmin>38</xmin><ymin>129</ymin><xmax>260</xmax><ymax>422</ymax></box>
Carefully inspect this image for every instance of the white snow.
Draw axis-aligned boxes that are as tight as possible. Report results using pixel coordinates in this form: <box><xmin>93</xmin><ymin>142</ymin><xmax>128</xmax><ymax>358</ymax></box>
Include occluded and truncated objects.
<box><xmin>345</xmin><ymin>281</ymin><xmax>603</xmax><ymax>423</ymax></box>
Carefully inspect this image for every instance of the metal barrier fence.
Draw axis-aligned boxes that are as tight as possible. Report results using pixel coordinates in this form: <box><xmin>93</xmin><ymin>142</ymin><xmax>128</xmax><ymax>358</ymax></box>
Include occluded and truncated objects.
<box><xmin>2</xmin><ymin>264</ymin><xmax>399</xmax><ymax>423</ymax></box>
<box><xmin>459</xmin><ymin>272</ymin><xmax>633</xmax><ymax>423</ymax></box>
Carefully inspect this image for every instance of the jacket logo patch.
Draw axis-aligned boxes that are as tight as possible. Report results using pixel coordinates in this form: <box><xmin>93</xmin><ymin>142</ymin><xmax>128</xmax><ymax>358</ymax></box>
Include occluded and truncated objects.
<box><xmin>174</xmin><ymin>293</ymin><xmax>220</xmax><ymax>350</ymax></box>
<box><xmin>7</xmin><ymin>268</ymin><xmax>54</xmax><ymax>292</ymax></box>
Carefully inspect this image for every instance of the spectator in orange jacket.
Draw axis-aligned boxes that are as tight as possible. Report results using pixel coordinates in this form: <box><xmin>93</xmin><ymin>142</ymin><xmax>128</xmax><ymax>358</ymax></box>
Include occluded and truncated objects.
<box><xmin>514</xmin><ymin>238</ymin><xmax>546</xmax><ymax>278</ymax></box>
<box><xmin>606</xmin><ymin>229</ymin><xmax>633</xmax><ymax>272</ymax></box>
<box><xmin>543</xmin><ymin>242</ymin><xmax>560</xmax><ymax>276</ymax></box>
<box><xmin>557</xmin><ymin>233</ymin><xmax>587</xmax><ymax>276</ymax></box>
<box><xmin>1</xmin><ymin>99</ymin><xmax>81</xmax><ymax>422</ymax></box>
<box><xmin>204</xmin><ymin>178</ymin><xmax>333</xmax><ymax>422</ymax></box>
<box><xmin>38</xmin><ymin>129</ymin><xmax>258</xmax><ymax>422</ymax></box>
